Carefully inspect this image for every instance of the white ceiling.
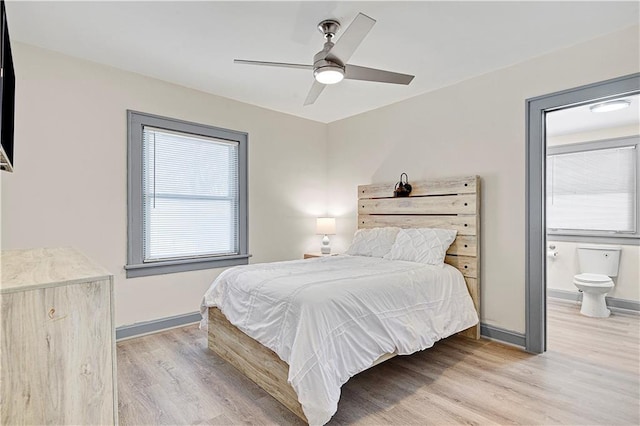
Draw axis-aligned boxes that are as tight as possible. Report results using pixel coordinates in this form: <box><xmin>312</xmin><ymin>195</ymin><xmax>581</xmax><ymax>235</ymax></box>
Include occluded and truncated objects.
<box><xmin>547</xmin><ymin>94</ymin><xmax>640</xmax><ymax>137</ymax></box>
<box><xmin>6</xmin><ymin>1</ymin><xmax>640</xmax><ymax>123</ymax></box>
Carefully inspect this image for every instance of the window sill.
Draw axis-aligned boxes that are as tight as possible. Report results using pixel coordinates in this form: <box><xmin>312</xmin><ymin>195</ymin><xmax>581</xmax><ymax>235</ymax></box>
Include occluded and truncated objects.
<box><xmin>125</xmin><ymin>254</ymin><xmax>251</xmax><ymax>278</ymax></box>
<box><xmin>546</xmin><ymin>234</ymin><xmax>639</xmax><ymax>246</ymax></box>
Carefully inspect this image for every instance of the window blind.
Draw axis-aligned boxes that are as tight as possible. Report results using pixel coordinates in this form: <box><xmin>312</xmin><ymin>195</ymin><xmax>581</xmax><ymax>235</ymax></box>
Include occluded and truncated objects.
<box><xmin>547</xmin><ymin>145</ymin><xmax>636</xmax><ymax>233</ymax></box>
<box><xmin>142</xmin><ymin>126</ymin><xmax>239</xmax><ymax>261</ymax></box>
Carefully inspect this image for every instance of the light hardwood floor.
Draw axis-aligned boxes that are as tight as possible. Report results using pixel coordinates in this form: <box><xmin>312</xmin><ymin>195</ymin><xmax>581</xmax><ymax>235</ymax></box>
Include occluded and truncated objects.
<box><xmin>117</xmin><ymin>299</ymin><xmax>639</xmax><ymax>425</ymax></box>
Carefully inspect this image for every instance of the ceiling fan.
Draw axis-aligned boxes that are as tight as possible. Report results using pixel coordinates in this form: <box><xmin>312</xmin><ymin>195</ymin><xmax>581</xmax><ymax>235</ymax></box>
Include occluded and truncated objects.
<box><xmin>234</xmin><ymin>13</ymin><xmax>415</xmax><ymax>105</ymax></box>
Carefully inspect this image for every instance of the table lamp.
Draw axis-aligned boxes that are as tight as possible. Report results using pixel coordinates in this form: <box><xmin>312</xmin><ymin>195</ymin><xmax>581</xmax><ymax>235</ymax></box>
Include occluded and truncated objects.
<box><xmin>316</xmin><ymin>217</ymin><xmax>336</xmax><ymax>254</ymax></box>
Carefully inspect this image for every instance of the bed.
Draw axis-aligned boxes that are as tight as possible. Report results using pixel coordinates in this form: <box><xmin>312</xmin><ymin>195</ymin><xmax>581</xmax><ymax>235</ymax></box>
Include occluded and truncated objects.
<box><xmin>201</xmin><ymin>175</ymin><xmax>481</xmax><ymax>425</ymax></box>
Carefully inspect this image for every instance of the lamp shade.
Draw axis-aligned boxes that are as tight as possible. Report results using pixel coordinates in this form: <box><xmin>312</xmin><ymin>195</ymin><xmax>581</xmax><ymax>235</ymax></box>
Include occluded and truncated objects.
<box><xmin>316</xmin><ymin>217</ymin><xmax>336</xmax><ymax>235</ymax></box>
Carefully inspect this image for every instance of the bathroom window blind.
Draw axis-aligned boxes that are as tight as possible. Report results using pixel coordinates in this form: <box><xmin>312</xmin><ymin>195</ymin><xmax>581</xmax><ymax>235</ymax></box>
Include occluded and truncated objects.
<box><xmin>547</xmin><ymin>145</ymin><xmax>636</xmax><ymax>233</ymax></box>
<box><xmin>142</xmin><ymin>126</ymin><xmax>239</xmax><ymax>262</ymax></box>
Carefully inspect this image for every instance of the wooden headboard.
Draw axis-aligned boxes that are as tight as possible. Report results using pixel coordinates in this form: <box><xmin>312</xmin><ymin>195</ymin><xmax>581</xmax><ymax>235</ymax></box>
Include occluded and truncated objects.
<box><xmin>357</xmin><ymin>175</ymin><xmax>481</xmax><ymax>339</ymax></box>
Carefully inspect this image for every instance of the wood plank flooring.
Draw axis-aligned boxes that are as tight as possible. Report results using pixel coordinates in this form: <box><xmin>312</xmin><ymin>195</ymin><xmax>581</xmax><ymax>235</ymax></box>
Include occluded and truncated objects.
<box><xmin>117</xmin><ymin>299</ymin><xmax>639</xmax><ymax>425</ymax></box>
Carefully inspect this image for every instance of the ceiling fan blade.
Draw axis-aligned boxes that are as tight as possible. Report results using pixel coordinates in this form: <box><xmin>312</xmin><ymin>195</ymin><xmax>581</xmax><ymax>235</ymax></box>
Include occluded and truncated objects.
<box><xmin>234</xmin><ymin>59</ymin><xmax>313</xmax><ymax>70</ymax></box>
<box><xmin>303</xmin><ymin>81</ymin><xmax>326</xmax><ymax>106</ymax></box>
<box><xmin>326</xmin><ymin>12</ymin><xmax>376</xmax><ymax>64</ymax></box>
<box><xmin>344</xmin><ymin>65</ymin><xmax>414</xmax><ymax>85</ymax></box>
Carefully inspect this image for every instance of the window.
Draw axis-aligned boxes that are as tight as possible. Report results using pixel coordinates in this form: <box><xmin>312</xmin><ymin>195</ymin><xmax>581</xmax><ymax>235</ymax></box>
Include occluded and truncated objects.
<box><xmin>546</xmin><ymin>136</ymin><xmax>639</xmax><ymax>243</ymax></box>
<box><xmin>126</xmin><ymin>111</ymin><xmax>248</xmax><ymax>278</ymax></box>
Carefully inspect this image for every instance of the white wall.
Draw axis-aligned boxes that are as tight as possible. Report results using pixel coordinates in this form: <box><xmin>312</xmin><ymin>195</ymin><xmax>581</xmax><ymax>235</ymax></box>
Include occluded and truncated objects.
<box><xmin>1</xmin><ymin>43</ymin><xmax>328</xmax><ymax>327</ymax></box>
<box><xmin>326</xmin><ymin>26</ymin><xmax>640</xmax><ymax>334</ymax></box>
<box><xmin>547</xmin><ymin>125</ymin><xmax>638</xmax><ymax>146</ymax></box>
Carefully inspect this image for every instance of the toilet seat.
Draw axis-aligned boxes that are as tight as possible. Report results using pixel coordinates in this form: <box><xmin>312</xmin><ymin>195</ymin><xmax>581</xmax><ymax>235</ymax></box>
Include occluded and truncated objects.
<box><xmin>573</xmin><ymin>273</ymin><xmax>613</xmax><ymax>286</ymax></box>
<box><xmin>573</xmin><ymin>273</ymin><xmax>614</xmax><ymax>318</ymax></box>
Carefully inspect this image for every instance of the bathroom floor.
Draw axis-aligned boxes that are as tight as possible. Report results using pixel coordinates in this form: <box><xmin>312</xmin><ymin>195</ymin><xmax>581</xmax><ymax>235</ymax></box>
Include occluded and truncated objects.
<box><xmin>547</xmin><ymin>297</ymin><xmax>639</xmax><ymax>372</ymax></box>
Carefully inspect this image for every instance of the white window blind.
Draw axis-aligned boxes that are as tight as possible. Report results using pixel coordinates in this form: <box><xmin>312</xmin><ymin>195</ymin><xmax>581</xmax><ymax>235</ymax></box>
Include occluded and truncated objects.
<box><xmin>142</xmin><ymin>126</ymin><xmax>239</xmax><ymax>261</ymax></box>
<box><xmin>547</xmin><ymin>145</ymin><xmax>636</xmax><ymax>233</ymax></box>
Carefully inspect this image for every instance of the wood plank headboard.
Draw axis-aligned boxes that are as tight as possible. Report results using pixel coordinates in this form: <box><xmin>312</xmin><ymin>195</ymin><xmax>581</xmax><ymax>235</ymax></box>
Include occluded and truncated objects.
<box><xmin>357</xmin><ymin>175</ymin><xmax>481</xmax><ymax>339</ymax></box>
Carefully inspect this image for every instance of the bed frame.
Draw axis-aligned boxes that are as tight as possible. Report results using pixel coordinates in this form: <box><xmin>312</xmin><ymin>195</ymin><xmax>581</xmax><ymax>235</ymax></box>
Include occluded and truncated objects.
<box><xmin>207</xmin><ymin>175</ymin><xmax>481</xmax><ymax>422</ymax></box>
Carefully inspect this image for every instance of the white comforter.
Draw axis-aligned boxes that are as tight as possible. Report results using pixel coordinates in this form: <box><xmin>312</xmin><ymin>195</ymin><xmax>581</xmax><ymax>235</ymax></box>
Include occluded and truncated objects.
<box><xmin>200</xmin><ymin>255</ymin><xmax>478</xmax><ymax>425</ymax></box>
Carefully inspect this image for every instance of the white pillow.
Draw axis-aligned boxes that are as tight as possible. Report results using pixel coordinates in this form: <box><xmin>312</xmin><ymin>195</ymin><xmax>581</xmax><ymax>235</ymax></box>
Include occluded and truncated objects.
<box><xmin>345</xmin><ymin>227</ymin><xmax>401</xmax><ymax>258</ymax></box>
<box><xmin>383</xmin><ymin>228</ymin><xmax>457</xmax><ymax>267</ymax></box>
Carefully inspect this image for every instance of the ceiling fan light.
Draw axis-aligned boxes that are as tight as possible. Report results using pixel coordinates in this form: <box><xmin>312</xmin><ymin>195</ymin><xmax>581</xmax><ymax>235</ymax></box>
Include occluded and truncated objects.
<box><xmin>314</xmin><ymin>66</ymin><xmax>344</xmax><ymax>85</ymax></box>
<box><xmin>590</xmin><ymin>100</ymin><xmax>631</xmax><ymax>113</ymax></box>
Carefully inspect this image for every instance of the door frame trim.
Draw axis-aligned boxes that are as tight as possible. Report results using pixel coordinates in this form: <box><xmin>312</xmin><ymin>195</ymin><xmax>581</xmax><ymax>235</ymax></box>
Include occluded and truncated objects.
<box><xmin>525</xmin><ymin>73</ymin><xmax>640</xmax><ymax>354</ymax></box>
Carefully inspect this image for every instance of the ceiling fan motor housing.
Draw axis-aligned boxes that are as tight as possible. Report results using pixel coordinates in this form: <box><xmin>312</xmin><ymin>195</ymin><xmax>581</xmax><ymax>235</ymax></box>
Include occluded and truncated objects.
<box><xmin>313</xmin><ymin>44</ymin><xmax>345</xmax><ymax>85</ymax></box>
<box><xmin>313</xmin><ymin>41</ymin><xmax>345</xmax><ymax>74</ymax></box>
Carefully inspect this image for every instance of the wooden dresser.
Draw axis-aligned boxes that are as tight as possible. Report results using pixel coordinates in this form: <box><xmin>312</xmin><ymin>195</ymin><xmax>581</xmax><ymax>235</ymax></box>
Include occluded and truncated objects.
<box><xmin>0</xmin><ymin>247</ymin><xmax>117</xmax><ymax>425</ymax></box>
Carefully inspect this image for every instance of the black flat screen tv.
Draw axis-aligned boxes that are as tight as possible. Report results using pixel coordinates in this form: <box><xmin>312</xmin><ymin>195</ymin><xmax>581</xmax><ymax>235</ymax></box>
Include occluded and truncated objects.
<box><xmin>0</xmin><ymin>0</ymin><xmax>15</xmax><ymax>172</ymax></box>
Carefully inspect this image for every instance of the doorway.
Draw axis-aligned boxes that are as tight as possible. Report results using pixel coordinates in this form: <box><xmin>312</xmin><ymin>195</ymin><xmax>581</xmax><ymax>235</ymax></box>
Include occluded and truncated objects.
<box><xmin>525</xmin><ymin>73</ymin><xmax>640</xmax><ymax>354</ymax></box>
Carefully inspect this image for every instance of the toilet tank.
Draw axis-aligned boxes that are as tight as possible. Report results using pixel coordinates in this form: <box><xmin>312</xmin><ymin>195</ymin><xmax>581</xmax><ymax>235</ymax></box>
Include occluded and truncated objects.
<box><xmin>577</xmin><ymin>245</ymin><xmax>622</xmax><ymax>277</ymax></box>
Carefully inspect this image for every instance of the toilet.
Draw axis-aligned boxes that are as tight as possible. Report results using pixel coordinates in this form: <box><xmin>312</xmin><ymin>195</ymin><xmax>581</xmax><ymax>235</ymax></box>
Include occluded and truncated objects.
<box><xmin>573</xmin><ymin>245</ymin><xmax>621</xmax><ymax>318</ymax></box>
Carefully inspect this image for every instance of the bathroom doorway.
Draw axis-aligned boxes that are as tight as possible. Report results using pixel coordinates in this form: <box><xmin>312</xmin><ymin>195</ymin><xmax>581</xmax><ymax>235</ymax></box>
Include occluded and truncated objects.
<box><xmin>525</xmin><ymin>73</ymin><xmax>640</xmax><ymax>354</ymax></box>
<box><xmin>544</xmin><ymin>94</ymin><xmax>639</xmax><ymax>353</ymax></box>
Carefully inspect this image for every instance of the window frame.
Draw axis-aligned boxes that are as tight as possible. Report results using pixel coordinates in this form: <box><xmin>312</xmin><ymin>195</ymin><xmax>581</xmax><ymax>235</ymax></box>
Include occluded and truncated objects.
<box><xmin>546</xmin><ymin>135</ymin><xmax>639</xmax><ymax>245</ymax></box>
<box><xmin>126</xmin><ymin>110</ymin><xmax>249</xmax><ymax>278</ymax></box>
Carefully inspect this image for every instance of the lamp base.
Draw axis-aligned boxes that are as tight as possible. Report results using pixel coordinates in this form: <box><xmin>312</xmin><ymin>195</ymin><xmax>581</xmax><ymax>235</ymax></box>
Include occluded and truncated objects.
<box><xmin>321</xmin><ymin>235</ymin><xmax>331</xmax><ymax>254</ymax></box>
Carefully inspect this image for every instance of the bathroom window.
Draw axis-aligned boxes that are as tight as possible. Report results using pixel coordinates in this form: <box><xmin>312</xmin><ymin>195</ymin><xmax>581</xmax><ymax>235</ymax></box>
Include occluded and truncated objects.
<box><xmin>546</xmin><ymin>136</ymin><xmax>639</xmax><ymax>244</ymax></box>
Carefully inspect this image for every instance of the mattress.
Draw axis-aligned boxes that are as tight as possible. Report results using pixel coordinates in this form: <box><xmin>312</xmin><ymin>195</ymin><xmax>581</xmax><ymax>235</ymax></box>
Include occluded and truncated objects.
<box><xmin>200</xmin><ymin>255</ymin><xmax>478</xmax><ymax>425</ymax></box>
